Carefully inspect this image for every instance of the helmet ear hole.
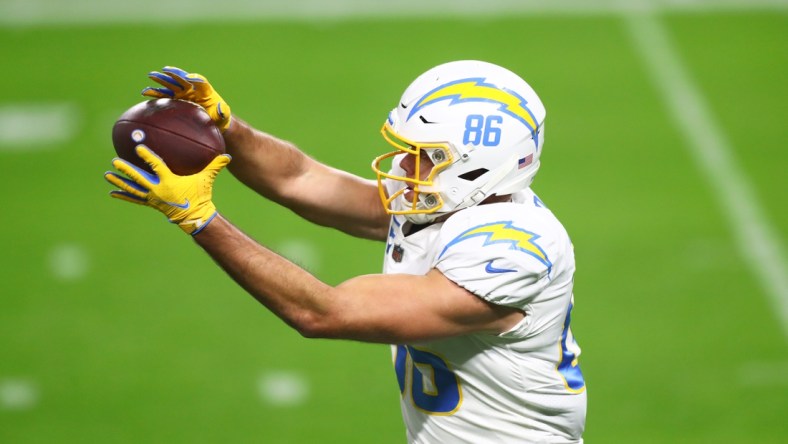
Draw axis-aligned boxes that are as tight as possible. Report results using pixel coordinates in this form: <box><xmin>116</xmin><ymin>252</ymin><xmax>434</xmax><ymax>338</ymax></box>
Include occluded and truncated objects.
<box><xmin>458</xmin><ymin>168</ymin><xmax>489</xmax><ymax>182</ymax></box>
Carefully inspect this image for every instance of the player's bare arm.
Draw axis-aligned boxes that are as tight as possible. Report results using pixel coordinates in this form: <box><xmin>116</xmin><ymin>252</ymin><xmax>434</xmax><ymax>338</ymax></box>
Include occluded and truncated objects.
<box><xmin>222</xmin><ymin>118</ymin><xmax>389</xmax><ymax>241</ymax></box>
<box><xmin>196</xmin><ymin>214</ymin><xmax>524</xmax><ymax>343</ymax></box>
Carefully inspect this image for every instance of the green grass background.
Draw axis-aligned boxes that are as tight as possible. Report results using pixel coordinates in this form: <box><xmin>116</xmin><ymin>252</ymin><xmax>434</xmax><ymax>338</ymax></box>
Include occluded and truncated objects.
<box><xmin>1</xmin><ymin>9</ymin><xmax>786</xmax><ymax>444</ymax></box>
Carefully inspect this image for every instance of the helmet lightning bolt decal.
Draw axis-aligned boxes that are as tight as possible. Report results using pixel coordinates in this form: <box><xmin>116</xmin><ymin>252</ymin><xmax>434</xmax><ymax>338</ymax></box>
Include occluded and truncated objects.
<box><xmin>438</xmin><ymin>221</ymin><xmax>552</xmax><ymax>274</ymax></box>
<box><xmin>407</xmin><ymin>78</ymin><xmax>540</xmax><ymax>146</ymax></box>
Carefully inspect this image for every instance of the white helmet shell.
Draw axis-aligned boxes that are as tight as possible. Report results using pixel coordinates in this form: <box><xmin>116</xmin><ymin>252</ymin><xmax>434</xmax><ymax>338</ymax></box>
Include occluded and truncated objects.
<box><xmin>373</xmin><ymin>60</ymin><xmax>546</xmax><ymax>224</ymax></box>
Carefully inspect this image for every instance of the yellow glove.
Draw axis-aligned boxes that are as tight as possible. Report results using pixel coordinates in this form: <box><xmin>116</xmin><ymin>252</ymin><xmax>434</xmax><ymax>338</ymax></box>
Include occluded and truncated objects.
<box><xmin>142</xmin><ymin>66</ymin><xmax>232</xmax><ymax>132</ymax></box>
<box><xmin>104</xmin><ymin>145</ymin><xmax>231</xmax><ymax>235</ymax></box>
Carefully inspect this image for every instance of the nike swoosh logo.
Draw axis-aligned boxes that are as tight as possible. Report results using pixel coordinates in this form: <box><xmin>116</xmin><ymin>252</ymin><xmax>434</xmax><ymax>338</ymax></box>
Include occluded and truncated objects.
<box><xmin>400</xmin><ymin>102</ymin><xmax>408</xmax><ymax>109</ymax></box>
<box><xmin>163</xmin><ymin>198</ymin><xmax>190</xmax><ymax>209</ymax></box>
<box><xmin>485</xmin><ymin>260</ymin><xmax>517</xmax><ymax>274</ymax></box>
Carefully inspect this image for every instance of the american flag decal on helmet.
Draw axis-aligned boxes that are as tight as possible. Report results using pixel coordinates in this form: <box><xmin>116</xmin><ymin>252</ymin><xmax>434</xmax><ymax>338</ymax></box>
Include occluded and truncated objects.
<box><xmin>518</xmin><ymin>154</ymin><xmax>533</xmax><ymax>169</ymax></box>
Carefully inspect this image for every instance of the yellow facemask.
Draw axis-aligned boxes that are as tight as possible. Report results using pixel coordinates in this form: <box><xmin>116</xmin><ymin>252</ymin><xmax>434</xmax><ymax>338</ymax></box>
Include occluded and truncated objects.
<box><xmin>371</xmin><ymin>121</ymin><xmax>454</xmax><ymax>218</ymax></box>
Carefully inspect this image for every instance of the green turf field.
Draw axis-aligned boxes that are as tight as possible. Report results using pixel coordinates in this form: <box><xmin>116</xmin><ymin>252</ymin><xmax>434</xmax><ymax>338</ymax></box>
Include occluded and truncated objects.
<box><xmin>1</xmin><ymin>3</ymin><xmax>786</xmax><ymax>443</ymax></box>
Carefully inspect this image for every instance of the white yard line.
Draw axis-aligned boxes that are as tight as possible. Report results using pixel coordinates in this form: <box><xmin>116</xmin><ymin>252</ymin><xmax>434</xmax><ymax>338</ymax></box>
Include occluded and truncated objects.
<box><xmin>0</xmin><ymin>0</ymin><xmax>785</xmax><ymax>27</ymax></box>
<box><xmin>739</xmin><ymin>361</ymin><xmax>788</xmax><ymax>386</ymax></box>
<box><xmin>0</xmin><ymin>378</ymin><xmax>39</xmax><ymax>411</ymax></box>
<box><xmin>623</xmin><ymin>12</ymin><xmax>788</xmax><ymax>339</ymax></box>
<box><xmin>48</xmin><ymin>243</ymin><xmax>90</xmax><ymax>281</ymax></box>
<box><xmin>257</xmin><ymin>371</ymin><xmax>310</xmax><ymax>406</ymax></box>
<box><xmin>0</xmin><ymin>104</ymin><xmax>79</xmax><ymax>150</ymax></box>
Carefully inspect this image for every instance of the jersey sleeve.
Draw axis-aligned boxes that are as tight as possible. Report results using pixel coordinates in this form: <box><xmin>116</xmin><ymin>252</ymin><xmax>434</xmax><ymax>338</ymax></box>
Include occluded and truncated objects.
<box><xmin>432</xmin><ymin>207</ymin><xmax>555</xmax><ymax>309</ymax></box>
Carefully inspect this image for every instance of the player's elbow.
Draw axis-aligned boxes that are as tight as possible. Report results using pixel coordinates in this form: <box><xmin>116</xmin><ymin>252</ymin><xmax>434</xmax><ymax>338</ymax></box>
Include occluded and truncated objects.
<box><xmin>291</xmin><ymin>312</ymin><xmax>329</xmax><ymax>339</ymax></box>
<box><xmin>289</xmin><ymin>309</ymin><xmax>346</xmax><ymax>340</ymax></box>
<box><xmin>286</xmin><ymin>287</ymin><xmax>368</xmax><ymax>341</ymax></box>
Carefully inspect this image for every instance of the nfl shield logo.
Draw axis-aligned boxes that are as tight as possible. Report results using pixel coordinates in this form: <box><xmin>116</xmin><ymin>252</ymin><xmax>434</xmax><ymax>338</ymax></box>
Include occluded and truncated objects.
<box><xmin>392</xmin><ymin>244</ymin><xmax>404</xmax><ymax>263</ymax></box>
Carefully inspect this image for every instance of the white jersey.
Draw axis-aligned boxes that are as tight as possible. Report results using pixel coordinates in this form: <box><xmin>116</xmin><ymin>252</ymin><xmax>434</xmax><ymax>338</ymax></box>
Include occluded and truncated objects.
<box><xmin>382</xmin><ymin>189</ymin><xmax>586</xmax><ymax>444</ymax></box>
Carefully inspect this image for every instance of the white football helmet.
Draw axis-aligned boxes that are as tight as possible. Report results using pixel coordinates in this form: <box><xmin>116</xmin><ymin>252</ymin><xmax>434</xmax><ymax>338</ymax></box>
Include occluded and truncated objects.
<box><xmin>372</xmin><ymin>60</ymin><xmax>546</xmax><ymax>224</ymax></box>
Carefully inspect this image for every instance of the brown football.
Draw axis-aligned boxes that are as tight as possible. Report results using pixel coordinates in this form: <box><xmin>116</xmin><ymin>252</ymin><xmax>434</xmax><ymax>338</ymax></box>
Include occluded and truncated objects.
<box><xmin>112</xmin><ymin>99</ymin><xmax>225</xmax><ymax>176</ymax></box>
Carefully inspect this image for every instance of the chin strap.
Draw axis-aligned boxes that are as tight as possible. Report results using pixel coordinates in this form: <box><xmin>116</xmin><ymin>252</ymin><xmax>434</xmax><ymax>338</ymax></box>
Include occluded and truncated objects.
<box><xmin>456</xmin><ymin>153</ymin><xmax>519</xmax><ymax>209</ymax></box>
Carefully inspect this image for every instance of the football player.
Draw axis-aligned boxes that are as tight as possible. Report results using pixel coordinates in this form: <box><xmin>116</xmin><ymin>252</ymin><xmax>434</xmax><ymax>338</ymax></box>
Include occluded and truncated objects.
<box><xmin>105</xmin><ymin>60</ymin><xmax>586</xmax><ymax>443</ymax></box>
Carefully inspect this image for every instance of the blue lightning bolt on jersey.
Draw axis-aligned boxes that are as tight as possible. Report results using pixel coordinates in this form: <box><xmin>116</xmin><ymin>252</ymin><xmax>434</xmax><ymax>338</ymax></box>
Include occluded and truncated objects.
<box><xmin>383</xmin><ymin>188</ymin><xmax>585</xmax><ymax>444</ymax></box>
